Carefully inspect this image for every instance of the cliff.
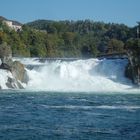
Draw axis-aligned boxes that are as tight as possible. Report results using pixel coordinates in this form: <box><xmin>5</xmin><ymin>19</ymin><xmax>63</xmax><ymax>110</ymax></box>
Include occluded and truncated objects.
<box><xmin>125</xmin><ymin>39</ymin><xmax>140</xmax><ymax>86</ymax></box>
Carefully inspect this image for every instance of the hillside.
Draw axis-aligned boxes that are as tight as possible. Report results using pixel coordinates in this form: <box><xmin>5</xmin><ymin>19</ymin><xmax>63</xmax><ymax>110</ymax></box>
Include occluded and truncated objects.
<box><xmin>0</xmin><ymin>16</ymin><xmax>139</xmax><ymax>58</ymax></box>
<box><xmin>26</xmin><ymin>19</ymin><xmax>137</xmax><ymax>56</ymax></box>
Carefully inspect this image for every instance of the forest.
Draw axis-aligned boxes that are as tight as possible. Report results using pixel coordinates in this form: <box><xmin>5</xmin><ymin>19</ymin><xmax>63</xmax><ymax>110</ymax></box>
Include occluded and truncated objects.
<box><xmin>0</xmin><ymin>18</ymin><xmax>139</xmax><ymax>57</ymax></box>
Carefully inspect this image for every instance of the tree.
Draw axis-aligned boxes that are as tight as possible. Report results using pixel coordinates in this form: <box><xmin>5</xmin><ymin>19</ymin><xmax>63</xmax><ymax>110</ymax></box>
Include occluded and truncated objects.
<box><xmin>0</xmin><ymin>42</ymin><xmax>12</xmax><ymax>68</ymax></box>
<box><xmin>125</xmin><ymin>38</ymin><xmax>140</xmax><ymax>49</ymax></box>
<box><xmin>62</xmin><ymin>32</ymin><xmax>76</xmax><ymax>45</ymax></box>
<box><xmin>108</xmin><ymin>39</ymin><xmax>124</xmax><ymax>53</ymax></box>
<box><xmin>30</xmin><ymin>45</ymin><xmax>46</xmax><ymax>57</ymax></box>
<box><xmin>0</xmin><ymin>42</ymin><xmax>12</xmax><ymax>58</ymax></box>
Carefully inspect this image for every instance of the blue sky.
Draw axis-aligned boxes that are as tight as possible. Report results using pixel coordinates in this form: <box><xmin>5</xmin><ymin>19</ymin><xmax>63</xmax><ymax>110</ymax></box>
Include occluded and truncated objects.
<box><xmin>0</xmin><ymin>0</ymin><xmax>139</xmax><ymax>27</ymax></box>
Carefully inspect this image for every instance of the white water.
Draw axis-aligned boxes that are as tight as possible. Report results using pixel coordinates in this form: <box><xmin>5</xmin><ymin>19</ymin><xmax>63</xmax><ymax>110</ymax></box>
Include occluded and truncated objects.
<box><xmin>40</xmin><ymin>105</ymin><xmax>140</xmax><ymax>110</ymax></box>
<box><xmin>1</xmin><ymin>58</ymin><xmax>139</xmax><ymax>92</ymax></box>
<box><xmin>21</xmin><ymin>58</ymin><xmax>136</xmax><ymax>92</ymax></box>
<box><xmin>0</xmin><ymin>70</ymin><xmax>13</xmax><ymax>89</ymax></box>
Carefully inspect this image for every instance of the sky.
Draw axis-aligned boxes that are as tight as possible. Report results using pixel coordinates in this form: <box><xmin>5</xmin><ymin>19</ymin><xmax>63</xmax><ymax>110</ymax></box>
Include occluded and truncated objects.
<box><xmin>0</xmin><ymin>0</ymin><xmax>140</xmax><ymax>27</ymax></box>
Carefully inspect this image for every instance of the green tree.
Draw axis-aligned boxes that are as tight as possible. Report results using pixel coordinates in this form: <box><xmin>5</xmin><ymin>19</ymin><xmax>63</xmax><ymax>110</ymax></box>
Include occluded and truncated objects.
<box><xmin>125</xmin><ymin>38</ymin><xmax>140</xmax><ymax>49</ymax></box>
<box><xmin>108</xmin><ymin>39</ymin><xmax>124</xmax><ymax>53</ymax></box>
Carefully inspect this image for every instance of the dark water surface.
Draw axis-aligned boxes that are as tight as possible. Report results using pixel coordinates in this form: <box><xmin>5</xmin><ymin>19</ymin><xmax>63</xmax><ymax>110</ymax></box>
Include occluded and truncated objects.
<box><xmin>0</xmin><ymin>91</ymin><xmax>140</xmax><ymax>140</ymax></box>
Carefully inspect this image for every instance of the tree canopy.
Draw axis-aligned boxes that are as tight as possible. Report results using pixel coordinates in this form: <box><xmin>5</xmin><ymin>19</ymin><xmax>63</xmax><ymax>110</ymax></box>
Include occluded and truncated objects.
<box><xmin>0</xmin><ymin>19</ymin><xmax>138</xmax><ymax>57</ymax></box>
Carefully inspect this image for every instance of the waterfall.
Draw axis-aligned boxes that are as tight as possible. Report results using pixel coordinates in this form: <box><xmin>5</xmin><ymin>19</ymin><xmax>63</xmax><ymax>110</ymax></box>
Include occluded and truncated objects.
<box><xmin>15</xmin><ymin>58</ymin><xmax>135</xmax><ymax>92</ymax></box>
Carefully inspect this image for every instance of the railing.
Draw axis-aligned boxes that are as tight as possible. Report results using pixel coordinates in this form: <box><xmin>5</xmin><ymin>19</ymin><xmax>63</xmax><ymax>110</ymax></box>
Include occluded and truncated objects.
<box><xmin>97</xmin><ymin>52</ymin><xmax>127</xmax><ymax>59</ymax></box>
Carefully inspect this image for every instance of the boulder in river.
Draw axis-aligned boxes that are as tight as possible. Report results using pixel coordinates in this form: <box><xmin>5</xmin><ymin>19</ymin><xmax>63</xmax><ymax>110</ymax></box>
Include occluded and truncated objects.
<box><xmin>0</xmin><ymin>42</ymin><xmax>29</xmax><ymax>89</ymax></box>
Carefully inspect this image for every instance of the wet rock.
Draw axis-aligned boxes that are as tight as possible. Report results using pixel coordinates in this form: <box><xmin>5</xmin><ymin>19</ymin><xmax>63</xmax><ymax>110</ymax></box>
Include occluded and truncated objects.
<box><xmin>11</xmin><ymin>61</ymin><xmax>29</xmax><ymax>84</ymax></box>
<box><xmin>0</xmin><ymin>42</ymin><xmax>29</xmax><ymax>89</ymax></box>
<box><xmin>0</xmin><ymin>63</ymin><xmax>12</xmax><ymax>71</ymax></box>
<box><xmin>125</xmin><ymin>38</ymin><xmax>140</xmax><ymax>86</ymax></box>
<box><xmin>6</xmin><ymin>77</ymin><xmax>17</xmax><ymax>89</ymax></box>
<box><xmin>6</xmin><ymin>77</ymin><xmax>24</xmax><ymax>89</ymax></box>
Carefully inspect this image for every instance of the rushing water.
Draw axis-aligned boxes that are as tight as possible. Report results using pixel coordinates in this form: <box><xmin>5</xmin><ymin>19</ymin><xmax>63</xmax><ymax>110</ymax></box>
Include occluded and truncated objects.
<box><xmin>0</xmin><ymin>58</ymin><xmax>138</xmax><ymax>92</ymax></box>
<box><xmin>0</xmin><ymin>91</ymin><xmax>140</xmax><ymax>140</ymax></box>
<box><xmin>13</xmin><ymin>58</ymin><xmax>137</xmax><ymax>92</ymax></box>
<box><xmin>0</xmin><ymin>58</ymin><xmax>140</xmax><ymax>139</ymax></box>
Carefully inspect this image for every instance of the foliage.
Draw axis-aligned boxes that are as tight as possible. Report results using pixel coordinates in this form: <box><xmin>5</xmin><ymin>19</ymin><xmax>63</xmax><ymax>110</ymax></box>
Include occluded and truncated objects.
<box><xmin>0</xmin><ymin>19</ymin><xmax>139</xmax><ymax>57</ymax></box>
<box><xmin>0</xmin><ymin>42</ymin><xmax>12</xmax><ymax>58</ymax></box>
<box><xmin>125</xmin><ymin>38</ymin><xmax>140</xmax><ymax>49</ymax></box>
<box><xmin>108</xmin><ymin>39</ymin><xmax>124</xmax><ymax>53</ymax></box>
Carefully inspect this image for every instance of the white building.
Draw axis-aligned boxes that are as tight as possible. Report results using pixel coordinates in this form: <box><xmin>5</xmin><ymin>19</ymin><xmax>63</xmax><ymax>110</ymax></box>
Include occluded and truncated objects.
<box><xmin>3</xmin><ymin>20</ymin><xmax>22</xmax><ymax>31</ymax></box>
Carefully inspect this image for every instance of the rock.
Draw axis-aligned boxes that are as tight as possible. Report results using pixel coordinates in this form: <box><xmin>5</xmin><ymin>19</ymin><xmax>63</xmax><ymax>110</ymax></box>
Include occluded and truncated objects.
<box><xmin>0</xmin><ymin>63</ymin><xmax>12</xmax><ymax>71</ymax></box>
<box><xmin>6</xmin><ymin>77</ymin><xmax>24</xmax><ymax>89</ymax></box>
<box><xmin>6</xmin><ymin>77</ymin><xmax>17</xmax><ymax>89</ymax></box>
<box><xmin>125</xmin><ymin>63</ymin><xmax>133</xmax><ymax>80</ymax></box>
<box><xmin>0</xmin><ymin>60</ymin><xmax>29</xmax><ymax>89</ymax></box>
<box><xmin>0</xmin><ymin>42</ymin><xmax>29</xmax><ymax>89</ymax></box>
<box><xmin>11</xmin><ymin>61</ymin><xmax>29</xmax><ymax>84</ymax></box>
<box><xmin>125</xmin><ymin>48</ymin><xmax>140</xmax><ymax>86</ymax></box>
<box><xmin>0</xmin><ymin>60</ymin><xmax>28</xmax><ymax>89</ymax></box>
<box><xmin>16</xmin><ymin>81</ymin><xmax>24</xmax><ymax>89</ymax></box>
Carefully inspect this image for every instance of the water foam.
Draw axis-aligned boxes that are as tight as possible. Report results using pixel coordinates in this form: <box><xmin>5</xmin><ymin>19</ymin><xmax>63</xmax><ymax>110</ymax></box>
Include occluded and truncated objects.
<box><xmin>40</xmin><ymin>105</ymin><xmax>140</xmax><ymax>110</ymax></box>
<box><xmin>1</xmin><ymin>58</ymin><xmax>138</xmax><ymax>92</ymax></box>
<box><xmin>0</xmin><ymin>70</ymin><xmax>13</xmax><ymax>89</ymax></box>
<box><xmin>23</xmin><ymin>58</ymin><xmax>136</xmax><ymax>92</ymax></box>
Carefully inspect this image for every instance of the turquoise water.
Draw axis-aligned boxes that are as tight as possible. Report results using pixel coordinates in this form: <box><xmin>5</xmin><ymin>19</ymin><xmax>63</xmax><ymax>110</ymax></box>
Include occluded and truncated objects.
<box><xmin>0</xmin><ymin>91</ymin><xmax>140</xmax><ymax>140</ymax></box>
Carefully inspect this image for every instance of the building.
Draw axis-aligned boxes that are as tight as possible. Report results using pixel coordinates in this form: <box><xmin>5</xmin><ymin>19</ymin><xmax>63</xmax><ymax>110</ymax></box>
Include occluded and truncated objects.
<box><xmin>3</xmin><ymin>20</ymin><xmax>22</xmax><ymax>31</ymax></box>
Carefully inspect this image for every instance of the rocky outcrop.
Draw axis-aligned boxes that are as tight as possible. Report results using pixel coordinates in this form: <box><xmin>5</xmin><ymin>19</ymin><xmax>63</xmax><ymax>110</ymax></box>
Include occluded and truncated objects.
<box><xmin>125</xmin><ymin>54</ymin><xmax>140</xmax><ymax>86</ymax></box>
<box><xmin>6</xmin><ymin>77</ymin><xmax>22</xmax><ymax>89</ymax></box>
<box><xmin>11</xmin><ymin>61</ymin><xmax>29</xmax><ymax>84</ymax></box>
<box><xmin>125</xmin><ymin>40</ymin><xmax>140</xmax><ymax>87</ymax></box>
<box><xmin>0</xmin><ymin>42</ymin><xmax>29</xmax><ymax>89</ymax></box>
<box><xmin>0</xmin><ymin>60</ymin><xmax>29</xmax><ymax>89</ymax></box>
<box><xmin>0</xmin><ymin>63</ymin><xmax>12</xmax><ymax>71</ymax></box>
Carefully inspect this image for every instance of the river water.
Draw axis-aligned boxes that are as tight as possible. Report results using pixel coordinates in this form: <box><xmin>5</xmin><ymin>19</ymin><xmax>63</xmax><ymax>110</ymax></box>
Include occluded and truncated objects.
<box><xmin>0</xmin><ymin>91</ymin><xmax>140</xmax><ymax>140</ymax></box>
<box><xmin>0</xmin><ymin>58</ymin><xmax>140</xmax><ymax>139</ymax></box>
